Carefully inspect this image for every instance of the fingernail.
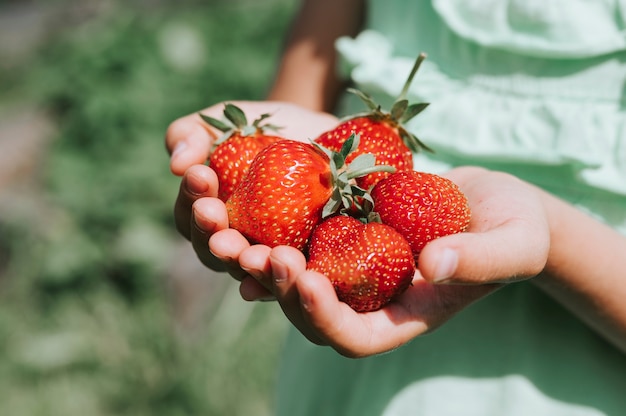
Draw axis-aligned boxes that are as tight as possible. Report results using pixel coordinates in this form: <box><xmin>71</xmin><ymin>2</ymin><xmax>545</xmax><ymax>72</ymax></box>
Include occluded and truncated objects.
<box><xmin>299</xmin><ymin>283</ymin><xmax>313</xmax><ymax>311</ymax></box>
<box><xmin>172</xmin><ymin>141</ymin><xmax>187</xmax><ymax>159</ymax></box>
<box><xmin>194</xmin><ymin>214</ymin><xmax>217</xmax><ymax>234</ymax></box>
<box><xmin>187</xmin><ymin>170</ymin><xmax>209</xmax><ymax>195</ymax></box>
<box><xmin>272</xmin><ymin>258</ymin><xmax>288</xmax><ymax>284</ymax></box>
<box><xmin>433</xmin><ymin>248</ymin><xmax>458</xmax><ymax>283</ymax></box>
<box><xmin>241</xmin><ymin>266</ymin><xmax>262</xmax><ymax>281</ymax></box>
<box><xmin>254</xmin><ymin>296</ymin><xmax>276</xmax><ymax>302</ymax></box>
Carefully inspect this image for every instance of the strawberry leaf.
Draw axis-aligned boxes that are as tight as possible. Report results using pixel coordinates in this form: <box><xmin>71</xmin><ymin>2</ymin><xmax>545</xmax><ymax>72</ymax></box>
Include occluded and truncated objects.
<box><xmin>347</xmin><ymin>162</ymin><xmax>395</xmax><ymax>180</ymax></box>
<box><xmin>262</xmin><ymin>123</ymin><xmax>282</xmax><ymax>133</ymax></box>
<box><xmin>329</xmin><ymin>156</ymin><xmax>340</xmax><ymax>180</ymax></box>
<box><xmin>333</xmin><ymin>149</ymin><xmax>346</xmax><ymax>170</ymax></box>
<box><xmin>224</xmin><ymin>103</ymin><xmax>248</xmax><ymax>128</ymax></box>
<box><xmin>400</xmin><ymin>103</ymin><xmax>429</xmax><ymax>123</ymax></box>
<box><xmin>340</xmin><ymin>133</ymin><xmax>360</xmax><ymax>157</ymax></box>
<box><xmin>355</xmin><ymin>187</ymin><xmax>375</xmax><ymax>215</ymax></box>
<box><xmin>311</xmin><ymin>140</ymin><xmax>333</xmax><ymax>159</ymax></box>
<box><xmin>252</xmin><ymin>113</ymin><xmax>283</xmax><ymax>133</ymax></box>
<box><xmin>323</xmin><ymin>190</ymin><xmax>343</xmax><ymax>218</ymax></box>
<box><xmin>334</xmin><ymin>133</ymin><xmax>360</xmax><ymax>169</ymax></box>
<box><xmin>347</xmin><ymin>153</ymin><xmax>376</xmax><ymax>173</ymax></box>
<box><xmin>390</xmin><ymin>99</ymin><xmax>408</xmax><ymax>121</ymax></box>
<box><xmin>252</xmin><ymin>113</ymin><xmax>272</xmax><ymax>127</ymax></box>
<box><xmin>334</xmin><ymin>170</ymin><xmax>350</xmax><ymax>189</ymax></box>
<box><xmin>341</xmin><ymin>194</ymin><xmax>353</xmax><ymax>210</ymax></box>
<box><xmin>199</xmin><ymin>113</ymin><xmax>232</xmax><ymax>133</ymax></box>
<box><xmin>347</xmin><ymin>88</ymin><xmax>379</xmax><ymax>111</ymax></box>
<box><xmin>400</xmin><ymin>129</ymin><xmax>434</xmax><ymax>153</ymax></box>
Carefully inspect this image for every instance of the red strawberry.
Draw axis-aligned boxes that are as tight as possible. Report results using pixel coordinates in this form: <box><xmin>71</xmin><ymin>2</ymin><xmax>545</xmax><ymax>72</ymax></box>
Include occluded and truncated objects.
<box><xmin>307</xmin><ymin>215</ymin><xmax>416</xmax><ymax>312</ymax></box>
<box><xmin>200</xmin><ymin>104</ymin><xmax>282</xmax><ymax>201</ymax></box>
<box><xmin>225</xmin><ymin>134</ymin><xmax>389</xmax><ymax>250</ymax></box>
<box><xmin>315</xmin><ymin>53</ymin><xmax>431</xmax><ymax>190</ymax></box>
<box><xmin>370</xmin><ymin>170</ymin><xmax>471</xmax><ymax>261</ymax></box>
<box><xmin>316</xmin><ymin>117</ymin><xmax>414</xmax><ymax>190</ymax></box>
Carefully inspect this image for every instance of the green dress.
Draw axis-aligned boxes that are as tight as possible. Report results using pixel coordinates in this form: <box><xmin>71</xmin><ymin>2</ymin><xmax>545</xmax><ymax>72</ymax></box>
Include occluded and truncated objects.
<box><xmin>276</xmin><ymin>1</ymin><xmax>626</xmax><ymax>415</ymax></box>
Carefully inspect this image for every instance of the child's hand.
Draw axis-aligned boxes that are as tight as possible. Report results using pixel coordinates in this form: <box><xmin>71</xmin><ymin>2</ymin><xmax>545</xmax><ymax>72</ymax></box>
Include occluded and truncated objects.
<box><xmin>236</xmin><ymin>244</ymin><xmax>498</xmax><ymax>357</ymax></box>
<box><xmin>166</xmin><ymin>102</ymin><xmax>555</xmax><ymax>357</ymax></box>
<box><xmin>208</xmin><ymin>167</ymin><xmax>552</xmax><ymax>357</ymax></box>
<box><xmin>165</xmin><ymin>100</ymin><xmax>339</xmax><ymax>175</ymax></box>
<box><xmin>165</xmin><ymin>101</ymin><xmax>339</xmax><ymax>271</ymax></box>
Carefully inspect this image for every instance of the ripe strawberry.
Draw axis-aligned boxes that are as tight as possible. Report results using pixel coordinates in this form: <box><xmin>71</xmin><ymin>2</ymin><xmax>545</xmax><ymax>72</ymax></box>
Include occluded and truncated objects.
<box><xmin>200</xmin><ymin>104</ymin><xmax>282</xmax><ymax>201</ymax></box>
<box><xmin>225</xmin><ymin>134</ymin><xmax>389</xmax><ymax>250</ymax></box>
<box><xmin>307</xmin><ymin>215</ymin><xmax>416</xmax><ymax>312</ymax></box>
<box><xmin>370</xmin><ymin>170</ymin><xmax>471</xmax><ymax>261</ymax></box>
<box><xmin>315</xmin><ymin>53</ymin><xmax>431</xmax><ymax>190</ymax></box>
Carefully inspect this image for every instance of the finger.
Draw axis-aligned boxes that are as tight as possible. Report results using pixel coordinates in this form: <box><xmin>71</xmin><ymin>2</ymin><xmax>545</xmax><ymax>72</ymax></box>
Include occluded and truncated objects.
<box><xmin>166</xmin><ymin>113</ymin><xmax>216</xmax><ymax>176</ymax></box>
<box><xmin>208</xmin><ymin>228</ymin><xmax>251</xmax><ymax>280</ymax></box>
<box><xmin>239</xmin><ymin>277</ymin><xmax>275</xmax><ymax>302</ymax></box>
<box><xmin>239</xmin><ymin>244</ymin><xmax>274</xmax><ymax>291</ymax></box>
<box><xmin>269</xmin><ymin>246</ymin><xmax>325</xmax><ymax>345</ymax></box>
<box><xmin>269</xmin><ymin>246</ymin><xmax>425</xmax><ymax>356</ymax></box>
<box><xmin>292</xmin><ymin>270</ymin><xmax>370</xmax><ymax>356</ymax></box>
<box><xmin>419</xmin><ymin>221</ymin><xmax>550</xmax><ymax>285</ymax></box>
<box><xmin>295</xmin><ymin>271</ymin><xmax>428</xmax><ymax>357</ymax></box>
<box><xmin>297</xmin><ymin>269</ymin><xmax>500</xmax><ymax>357</ymax></box>
<box><xmin>190</xmin><ymin>197</ymin><xmax>230</xmax><ymax>271</ymax></box>
<box><xmin>269</xmin><ymin>246</ymin><xmax>307</xmax><ymax>298</ymax></box>
<box><xmin>175</xmin><ymin>165</ymin><xmax>219</xmax><ymax>239</ymax></box>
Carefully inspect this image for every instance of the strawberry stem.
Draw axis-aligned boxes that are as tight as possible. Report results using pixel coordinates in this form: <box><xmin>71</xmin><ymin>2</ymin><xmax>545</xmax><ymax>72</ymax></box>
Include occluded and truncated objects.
<box><xmin>397</xmin><ymin>52</ymin><xmax>427</xmax><ymax>103</ymax></box>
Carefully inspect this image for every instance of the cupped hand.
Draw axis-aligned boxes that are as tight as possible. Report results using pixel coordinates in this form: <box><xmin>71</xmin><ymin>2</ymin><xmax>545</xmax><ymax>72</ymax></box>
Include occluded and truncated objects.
<box><xmin>165</xmin><ymin>101</ymin><xmax>339</xmax><ymax>271</ymax></box>
<box><xmin>165</xmin><ymin>100</ymin><xmax>339</xmax><ymax>175</ymax></box>
<box><xmin>219</xmin><ymin>166</ymin><xmax>553</xmax><ymax>357</ymax></box>
<box><xmin>170</xmin><ymin>111</ymin><xmax>554</xmax><ymax>356</ymax></box>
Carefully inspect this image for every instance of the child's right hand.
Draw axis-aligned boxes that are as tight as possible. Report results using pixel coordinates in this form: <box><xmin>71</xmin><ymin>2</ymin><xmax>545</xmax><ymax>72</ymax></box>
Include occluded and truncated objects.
<box><xmin>166</xmin><ymin>100</ymin><xmax>339</xmax><ymax>176</ymax></box>
<box><xmin>166</xmin><ymin>101</ymin><xmax>339</xmax><ymax>274</ymax></box>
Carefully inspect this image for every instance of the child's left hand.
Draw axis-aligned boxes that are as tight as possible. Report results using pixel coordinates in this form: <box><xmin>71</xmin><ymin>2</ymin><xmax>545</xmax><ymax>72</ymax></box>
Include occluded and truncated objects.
<box><xmin>209</xmin><ymin>166</ymin><xmax>552</xmax><ymax>357</ymax></box>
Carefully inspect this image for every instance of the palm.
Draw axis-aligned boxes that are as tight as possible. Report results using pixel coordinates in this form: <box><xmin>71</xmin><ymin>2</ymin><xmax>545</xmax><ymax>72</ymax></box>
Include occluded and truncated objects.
<box><xmin>232</xmin><ymin>166</ymin><xmax>551</xmax><ymax>357</ymax></box>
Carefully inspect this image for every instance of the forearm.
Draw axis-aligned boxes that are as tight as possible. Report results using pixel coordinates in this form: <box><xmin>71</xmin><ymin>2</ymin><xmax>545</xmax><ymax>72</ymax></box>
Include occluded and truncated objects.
<box><xmin>533</xmin><ymin>188</ymin><xmax>626</xmax><ymax>353</ymax></box>
<box><xmin>266</xmin><ymin>0</ymin><xmax>365</xmax><ymax>112</ymax></box>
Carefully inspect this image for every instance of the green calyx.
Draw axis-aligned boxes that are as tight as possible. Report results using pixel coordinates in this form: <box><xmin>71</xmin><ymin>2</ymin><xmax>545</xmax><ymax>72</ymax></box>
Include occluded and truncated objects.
<box><xmin>199</xmin><ymin>103</ymin><xmax>282</xmax><ymax>146</ymax></box>
<box><xmin>345</xmin><ymin>52</ymin><xmax>433</xmax><ymax>153</ymax></box>
<box><xmin>314</xmin><ymin>133</ymin><xmax>395</xmax><ymax>219</ymax></box>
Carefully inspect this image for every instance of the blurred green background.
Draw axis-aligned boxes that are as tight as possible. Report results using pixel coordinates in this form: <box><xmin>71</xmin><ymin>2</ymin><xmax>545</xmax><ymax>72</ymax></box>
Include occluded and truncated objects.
<box><xmin>0</xmin><ymin>0</ymin><xmax>298</xmax><ymax>414</ymax></box>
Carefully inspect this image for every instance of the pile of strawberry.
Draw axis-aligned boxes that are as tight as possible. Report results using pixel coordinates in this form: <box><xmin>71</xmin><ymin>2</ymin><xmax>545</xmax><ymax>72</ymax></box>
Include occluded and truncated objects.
<box><xmin>200</xmin><ymin>54</ymin><xmax>471</xmax><ymax>312</ymax></box>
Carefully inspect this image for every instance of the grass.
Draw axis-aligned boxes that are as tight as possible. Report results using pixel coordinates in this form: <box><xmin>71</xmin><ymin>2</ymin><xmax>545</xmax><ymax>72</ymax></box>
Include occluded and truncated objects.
<box><xmin>0</xmin><ymin>0</ymin><xmax>298</xmax><ymax>414</ymax></box>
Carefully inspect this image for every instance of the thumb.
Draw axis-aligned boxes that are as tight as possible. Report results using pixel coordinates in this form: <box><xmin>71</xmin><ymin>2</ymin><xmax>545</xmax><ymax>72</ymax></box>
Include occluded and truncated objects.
<box><xmin>166</xmin><ymin>113</ymin><xmax>216</xmax><ymax>176</ymax></box>
<box><xmin>418</xmin><ymin>223</ymin><xmax>549</xmax><ymax>285</ymax></box>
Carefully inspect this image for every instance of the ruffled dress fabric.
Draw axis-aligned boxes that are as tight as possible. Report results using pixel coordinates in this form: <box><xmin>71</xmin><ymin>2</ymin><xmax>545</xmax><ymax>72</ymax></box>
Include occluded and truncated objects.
<box><xmin>276</xmin><ymin>1</ymin><xmax>626</xmax><ymax>415</ymax></box>
<box><xmin>335</xmin><ymin>0</ymin><xmax>626</xmax><ymax>234</ymax></box>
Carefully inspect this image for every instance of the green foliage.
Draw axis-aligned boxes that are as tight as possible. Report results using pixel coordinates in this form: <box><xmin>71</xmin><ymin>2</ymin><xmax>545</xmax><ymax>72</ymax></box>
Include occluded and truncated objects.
<box><xmin>0</xmin><ymin>0</ymin><xmax>296</xmax><ymax>414</ymax></box>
